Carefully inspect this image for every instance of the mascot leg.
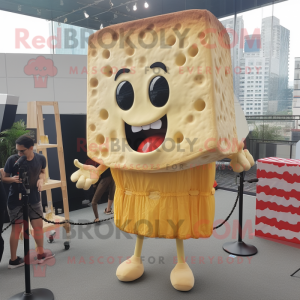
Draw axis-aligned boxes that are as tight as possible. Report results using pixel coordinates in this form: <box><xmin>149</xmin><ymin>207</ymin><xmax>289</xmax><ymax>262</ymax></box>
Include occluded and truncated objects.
<box><xmin>170</xmin><ymin>239</ymin><xmax>194</xmax><ymax>291</ymax></box>
<box><xmin>116</xmin><ymin>235</ymin><xmax>144</xmax><ymax>281</ymax></box>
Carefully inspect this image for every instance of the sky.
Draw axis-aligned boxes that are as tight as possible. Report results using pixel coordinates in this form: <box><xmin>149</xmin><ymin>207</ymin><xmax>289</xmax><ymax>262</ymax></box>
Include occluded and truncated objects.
<box><xmin>0</xmin><ymin>0</ymin><xmax>299</xmax><ymax>85</ymax></box>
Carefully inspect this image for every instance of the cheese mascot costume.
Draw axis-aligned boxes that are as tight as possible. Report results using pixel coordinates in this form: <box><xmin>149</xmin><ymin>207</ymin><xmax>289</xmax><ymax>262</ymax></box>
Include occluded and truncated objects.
<box><xmin>71</xmin><ymin>10</ymin><xmax>254</xmax><ymax>291</ymax></box>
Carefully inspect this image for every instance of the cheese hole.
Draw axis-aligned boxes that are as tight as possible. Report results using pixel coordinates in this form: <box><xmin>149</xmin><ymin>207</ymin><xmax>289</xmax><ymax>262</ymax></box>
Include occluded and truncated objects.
<box><xmin>126</xmin><ymin>58</ymin><xmax>133</xmax><ymax>66</ymax></box>
<box><xmin>102</xmin><ymin>49</ymin><xmax>110</xmax><ymax>59</ymax></box>
<box><xmin>167</xmin><ymin>35</ymin><xmax>176</xmax><ymax>46</ymax></box>
<box><xmin>194</xmin><ymin>99</ymin><xmax>206</xmax><ymax>111</ymax></box>
<box><xmin>93</xmin><ymin>150</ymin><xmax>100</xmax><ymax>157</ymax></box>
<box><xmin>90</xmin><ymin>78</ymin><xmax>98</xmax><ymax>87</ymax></box>
<box><xmin>91</xmin><ymin>50</ymin><xmax>97</xmax><ymax>57</ymax></box>
<box><xmin>91</xmin><ymin>89</ymin><xmax>97</xmax><ymax>96</ymax></box>
<box><xmin>219</xmin><ymin>57</ymin><xmax>222</xmax><ymax>65</ymax></box>
<box><xmin>146</xmin><ymin>23</ymin><xmax>155</xmax><ymax>30</ymax></box>
<box><xmin>186</xmin><ymin>115</ymin><xmax>194</xmax><ymax>123</ymax></box>
<box><xmin>139</xmin><ymin>31</ymin><xmax>146</xmax><ymax>40</ymax></box>
<box><xmin>126</xmin><ymin>47</ymin><xmax>135</xmax><ymax>56</ymax></box>
<box><xmin>174</xmin><ymin>132</ymin><xmax>184</xmax><ymax>144</ymax></box>
<box><xmin>89</xmin><ymin>124</ymin><xmax>96</xmax><ymax>131</ymax></box>
<box><xmin>138</xmin><ymin>56</ymin><xmax>147</xmax><ymax>67</ymax></box>
<box><xmin>194</xmin><ymin>74</ymin><xmax>204</xmax><ymax>85</ymax></box>
<box><xmin>175</xmin><ymin>23</ymin><xmax>181</xmax><ymax>30</ymax></box>
<box><xmin>110</xmin><ymin>130</ymin><xmax>117</xmax><ymax>138</ymax></box>
<box><xmin>96</xmin><ymin>134</ymin><xmax>105</xmax><ymax>145</ymax></box>
<box><xmin>120</xmin><ymin>156</ymin><xmax>125</xmax><ymax>163</ymax></box>
<box><xmin>198</xmin><ymin>32</ymin><xmax>206</xmax><ymax>39</ymax></box>
<box><xmin>100</xmin><ymin>109</ymin><xmax>109</xmax><ymax>120</ymax></box>
<box><xmin>102</xmin><ymin>65</ymin><xmax>113</xmax><ymax>77</ymax></box>
<box><xmin>201</xmin><ymin>38</ymin><xmax>208</xmax><ymax>46</ymax></box>
<box><xmin>112</xmin><ymin>32</ymin><xmax>119</xmax><ymax>41</ymax></box>
<box><xmin>188</xmin><ymin>44</ymin><xmax>198</xmax><ymax>57</ymax></box>
<box><xmin>175</xmin><ymin>53</ymin><xmax>186</xmax><ymax>66</ymax></box>
<box><xmin>101</xmin><ymin>148</ymin><xmax>109</xmax><ymax>157</ymax></box>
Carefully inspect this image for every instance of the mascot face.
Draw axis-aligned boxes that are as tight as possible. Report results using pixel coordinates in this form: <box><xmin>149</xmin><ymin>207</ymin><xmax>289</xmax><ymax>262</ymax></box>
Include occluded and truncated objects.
<box><xmin>86</xmin><ymin>10</ymin><xmax>238</xmax><ymax>172</ymax></box>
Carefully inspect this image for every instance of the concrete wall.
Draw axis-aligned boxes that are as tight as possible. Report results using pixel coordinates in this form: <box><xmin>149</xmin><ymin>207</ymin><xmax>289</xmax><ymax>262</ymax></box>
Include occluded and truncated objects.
<box><xmin>0</xmin><ymin>53</ymin><xmax>87</xmax><ymax>114</ymax></box>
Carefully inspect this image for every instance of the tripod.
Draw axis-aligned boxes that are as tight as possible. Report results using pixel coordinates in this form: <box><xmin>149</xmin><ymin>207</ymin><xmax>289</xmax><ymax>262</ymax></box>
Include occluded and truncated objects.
<box><xmin>222</xmin><ymin>171</ymin><xmax>258</xmax><ymax>256</ymax></box>
<box><xmin>9</xmin><ymin>165</ymin><xmax>54</xmax><ymax>300</ymax></box>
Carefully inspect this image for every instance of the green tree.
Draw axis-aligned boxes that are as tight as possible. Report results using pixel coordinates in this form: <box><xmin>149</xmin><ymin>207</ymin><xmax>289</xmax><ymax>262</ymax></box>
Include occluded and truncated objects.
<box><xmin>250</xmin><ymin>124</ymin><xmax>285</xmax><ymax>140</ymax></box>
<box><xmin>0</xmin><ymin>120</ymin><xmax>29</xmax><ymax>167</ymax></box>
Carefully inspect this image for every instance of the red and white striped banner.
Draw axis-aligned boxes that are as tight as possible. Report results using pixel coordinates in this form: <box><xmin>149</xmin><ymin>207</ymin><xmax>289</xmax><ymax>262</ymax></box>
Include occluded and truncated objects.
<box><xmin>255</xmin><ymin>157</ymin><xmax>300</xmax><ymax>245</ymax></box>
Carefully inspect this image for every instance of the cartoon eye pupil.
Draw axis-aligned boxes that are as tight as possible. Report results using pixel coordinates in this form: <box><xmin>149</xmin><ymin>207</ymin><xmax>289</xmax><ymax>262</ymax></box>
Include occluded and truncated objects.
<box><xmin>149</xmin><ymin>76</ymin><xmax>169</xmax><ymax>107</ymax></box>
<box><xmin>116</xmin><ymin>81</ymin><xmax>134</xmax><ymax>110</ymax></box>
<box><xmin>35</xmin><ymin>67</ymin><xmax>38</xmax><ymax>70</ymax></box>
<box><xmin>43</xmin><ymin>67</ymin><xmax>47</xmax><ymax>70</ymax></box>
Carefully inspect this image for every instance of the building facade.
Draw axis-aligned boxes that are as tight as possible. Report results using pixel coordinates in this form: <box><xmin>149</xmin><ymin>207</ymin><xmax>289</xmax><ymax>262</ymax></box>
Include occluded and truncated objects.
<box><xmin>293</xmin><ymin>58</ymin><xmax>300</xmax><ymax>129</ymax></box>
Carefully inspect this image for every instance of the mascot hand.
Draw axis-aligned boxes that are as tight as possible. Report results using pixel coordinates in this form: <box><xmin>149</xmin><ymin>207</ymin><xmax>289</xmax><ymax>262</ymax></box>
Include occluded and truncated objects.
<box><xmin>229</xmin><ymin>141</ymin><xmax>255</xmax><ymax>173</ymax></box>
<box><xmin>70</xmin><ymin>159</ymin><xmax>106</xmax><ymax>190</ymax></box>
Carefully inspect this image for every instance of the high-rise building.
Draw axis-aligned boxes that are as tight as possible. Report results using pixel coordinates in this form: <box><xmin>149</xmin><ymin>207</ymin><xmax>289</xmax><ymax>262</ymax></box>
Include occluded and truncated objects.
<box><xmin>220</xmin><ymin>16</ymin><xmax>244</xmax><ymax>99</ymax></box>
<box><xmin>293</xmin><ymin>58</ymin><xmax>300</xmax><ymax>129</ymax></box>
<box><xmin>238</xmin><ymin>35</ymin><xmax>267</xmax><ymax>115</ymax></box>
<box><xmin>261</xmin><ymin>16</ymin><xmax>290</xmax><ymax>113</ymax></box>
<box><xmin>238</xmin><ymin>16</ymin><xmax>290</xmax><ymax>115</ymax></box>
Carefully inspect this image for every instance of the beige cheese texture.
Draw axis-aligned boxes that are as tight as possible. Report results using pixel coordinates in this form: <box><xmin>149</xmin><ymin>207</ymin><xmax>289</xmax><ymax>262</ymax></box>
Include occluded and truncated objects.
<box><xmin>86</xmin><ymin>9</ymin><xmax>238</xmax><ymax>172</ymax></box>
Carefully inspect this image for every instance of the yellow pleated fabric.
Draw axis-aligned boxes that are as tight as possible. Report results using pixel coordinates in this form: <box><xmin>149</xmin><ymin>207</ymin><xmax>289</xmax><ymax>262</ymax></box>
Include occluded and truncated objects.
<box><xmin>111</xmin><ymin>163</ymin><xmax>216</xmax><ymax>240</ymax></box>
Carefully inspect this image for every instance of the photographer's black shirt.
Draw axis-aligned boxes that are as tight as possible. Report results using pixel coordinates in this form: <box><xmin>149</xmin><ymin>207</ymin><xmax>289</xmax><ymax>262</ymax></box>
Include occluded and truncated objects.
<box><xmin>4</xmin><ymin>153</ymin><xmax>46</xmax><ymax>209</ymax></box>
<box><xmin>0</xmin><ymin>173</ymin><xmax>6</xmax><ymax>210</ymax></box>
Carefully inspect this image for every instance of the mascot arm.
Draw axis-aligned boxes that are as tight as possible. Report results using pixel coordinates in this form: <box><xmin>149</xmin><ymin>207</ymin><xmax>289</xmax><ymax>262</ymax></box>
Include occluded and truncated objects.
<box><xmin>70</xmin><ymin>159</ymin><xmax>108</xmax><ymax>190</ymax></box>
<box><xmin>227</xmin><ymin>141</ymin><xmax>255</xmax><ymax>173</ymax></box>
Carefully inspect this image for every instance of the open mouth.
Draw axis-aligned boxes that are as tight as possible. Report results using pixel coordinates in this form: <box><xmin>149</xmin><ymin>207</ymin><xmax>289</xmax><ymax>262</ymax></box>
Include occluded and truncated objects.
<box><xmin>125</xmin><ymin>115</ymin><xmax>167</xmax><ymax>152</ymax></box>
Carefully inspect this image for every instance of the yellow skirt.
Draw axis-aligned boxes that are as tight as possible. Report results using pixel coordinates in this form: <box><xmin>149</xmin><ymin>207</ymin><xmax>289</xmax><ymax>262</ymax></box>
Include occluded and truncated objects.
<box><xmin>111</xmin><ymin>163</ymin><xmax>216</xmax><ymax>240</ymax></box>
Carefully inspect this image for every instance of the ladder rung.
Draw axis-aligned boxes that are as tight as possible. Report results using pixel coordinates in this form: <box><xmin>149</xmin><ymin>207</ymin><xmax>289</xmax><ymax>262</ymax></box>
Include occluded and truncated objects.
<box><xmin>41</xmin><ymin>180</ymin><xmax>62</xmax><ymax>191</ymax></box>
<box><xmin>36</xmin><ymin>144</ymin><xmax>58</xmax><ymax>150</ymax></box>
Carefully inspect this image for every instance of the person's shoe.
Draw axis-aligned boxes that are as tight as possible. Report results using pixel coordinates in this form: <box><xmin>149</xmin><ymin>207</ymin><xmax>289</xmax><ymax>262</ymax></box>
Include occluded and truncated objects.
<box><xmin>8</xmin><ymin>257</ymin><xmax>24</xmax><ymax>269</ymax></box>
<box><xmin>37</xmin><ymin>252</ymin><xmax>55</xmax><ymax>264</ymax></box>
<box><xmin>104</xmin><ymin>208</ymin><xmax>114</xmax><ymax>215</ymax></box>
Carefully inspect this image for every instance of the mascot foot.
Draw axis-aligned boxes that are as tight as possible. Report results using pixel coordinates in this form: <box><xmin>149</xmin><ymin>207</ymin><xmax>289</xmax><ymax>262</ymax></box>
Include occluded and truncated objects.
<box><xmin>116</xmin><ymin>255</ymin><xmax>144</xmax><ymax>282</ymax></box>
<box><xmin>170</xmin><ymin>262</ymin><xmax>195</xmax><ymax>291</ymax></box>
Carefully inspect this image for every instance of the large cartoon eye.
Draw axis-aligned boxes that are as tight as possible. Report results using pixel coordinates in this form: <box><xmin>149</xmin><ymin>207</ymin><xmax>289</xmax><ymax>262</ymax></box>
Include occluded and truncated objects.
<box><xmin>149</xmin><ymin>76</ymin><xmax>169</xmax><ymax>107</ymax></box>
<box><xmin>116</xmin><ymin>81</ymin><xmax>134</xmax><ymax>110</ymax></box>
<box><xmin>43</xmin><ymin>67</ymin><xmax>47</xmax><ymax>70</ymax></box>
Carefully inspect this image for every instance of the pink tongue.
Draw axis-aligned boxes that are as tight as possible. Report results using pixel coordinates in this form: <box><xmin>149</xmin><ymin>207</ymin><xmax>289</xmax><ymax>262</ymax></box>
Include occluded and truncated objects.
<box><xmin>137</xmin><ymin>135</ymin><xmax>165</xmax><ymax>153</ymax></box>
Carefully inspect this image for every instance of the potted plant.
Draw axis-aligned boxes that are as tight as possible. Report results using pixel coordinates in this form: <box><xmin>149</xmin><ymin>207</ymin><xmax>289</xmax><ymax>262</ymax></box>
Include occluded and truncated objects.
<box><xmin>0</xmin><ymin>120</ymin><xmax>30</xmax><ymax>167</ymax></box>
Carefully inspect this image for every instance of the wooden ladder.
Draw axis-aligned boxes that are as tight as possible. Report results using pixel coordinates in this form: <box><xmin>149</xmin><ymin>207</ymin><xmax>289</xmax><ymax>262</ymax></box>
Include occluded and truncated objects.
<box><xmin>26</xmin><ymin>101</ymin><xmax>70</xmax><ymax>247</ymax></box>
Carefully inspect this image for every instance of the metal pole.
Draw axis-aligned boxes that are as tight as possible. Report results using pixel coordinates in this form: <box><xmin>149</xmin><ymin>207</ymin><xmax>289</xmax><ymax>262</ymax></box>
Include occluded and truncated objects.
<box><xmin>22</xmin><ymin>194</ymin><xmax>31</xmax><ymax>295</ymax></box>
<box><xmin>238</xmin><ymin>172</ymin><xmax>244</xmax><ymax>242</ymax></box>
